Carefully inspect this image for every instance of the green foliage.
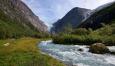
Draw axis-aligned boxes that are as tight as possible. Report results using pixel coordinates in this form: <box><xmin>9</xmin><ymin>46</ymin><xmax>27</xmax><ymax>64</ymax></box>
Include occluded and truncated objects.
<box><xmin>53</xmin><ymin>34</ymin><xmax>102</xmax><ymax>45</ymax></box>
<box><xmin>101</xmin><ymin>35</ymin><xmax>115</xmax><ymax>46</ymax></box>
<box><xmin>53</xmin><ymin>23</ymin><xmax>115</xmax><ymax>46</ymax></box>
<box><xmin>0</xmin><ymin>19</ymin><xmax>33</xmax><ymax>39</ymax></box>
<box><xmin>62</xmin><ymin>23</ymin><xmax>73</xmax><ymax>34</ymax></box>
<box><xmin>0</xmin><ymin>19</ymin><xmax>48</xmax><ymax>39</ymax></box>
<box><xmin>96</xmin><ymin>25</ymin><xmax>113</xmax><ymax>36</ymax></box>
<box><xmin>71</xmin><ymin>28</ymin><xmax>89</xmax><ymax>35</ymax></box>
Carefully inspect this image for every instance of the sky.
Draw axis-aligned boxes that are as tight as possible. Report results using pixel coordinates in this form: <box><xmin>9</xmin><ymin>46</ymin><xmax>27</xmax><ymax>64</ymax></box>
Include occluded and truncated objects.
<box><xmin>22</xmin><ymin>0</ymin><xmax>115</xmax><ymax>28</ymax></box>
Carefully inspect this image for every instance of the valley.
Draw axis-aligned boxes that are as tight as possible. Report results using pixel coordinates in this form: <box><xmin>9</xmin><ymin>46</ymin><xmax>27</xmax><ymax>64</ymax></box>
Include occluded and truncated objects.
<box><xmin>0</xmin><ymin>0</ymin><xmax>115</xmax><ymax>66</ymax></box>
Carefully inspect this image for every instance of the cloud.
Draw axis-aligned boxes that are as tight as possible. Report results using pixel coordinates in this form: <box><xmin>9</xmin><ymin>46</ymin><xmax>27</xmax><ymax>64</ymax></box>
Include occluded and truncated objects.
<box><xmin>22</xmin><ymin>0</ymin><xmax>115</xmax><ymax>28</ymax></box>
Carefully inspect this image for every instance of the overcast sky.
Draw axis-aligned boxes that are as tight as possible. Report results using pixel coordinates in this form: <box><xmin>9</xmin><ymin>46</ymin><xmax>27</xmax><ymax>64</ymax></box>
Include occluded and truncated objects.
<box><xmin>22</xmin><ymin>0</ymin><xmax>115</xmax><ymax>28</ymax></box>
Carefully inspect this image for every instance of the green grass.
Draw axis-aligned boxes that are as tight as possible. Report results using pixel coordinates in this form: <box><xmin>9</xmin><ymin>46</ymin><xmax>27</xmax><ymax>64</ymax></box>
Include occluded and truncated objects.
<box><xmin>0</xmin><ymin>38</ymin><xmax>65</xmax><ymax>66</ymax></box>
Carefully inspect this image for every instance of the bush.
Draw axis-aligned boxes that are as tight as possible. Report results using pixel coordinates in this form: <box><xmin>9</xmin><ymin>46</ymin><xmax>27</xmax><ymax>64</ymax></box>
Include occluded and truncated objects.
<box><xmin>71</xmin><ymin>28</ymin><xmax>89</xmax><ymax>35</ymax></box>
<box><xmin>53</xmin><ymin>34</ymin><xmax>115</xmax><ymax>46</ymax></box>
<box><xmin>53</xmin><ymin>34</ymin><xmax>102</xmax><ymax>45</ymax></box>
<box><xmin>97</xmin><ymin>25</ymin><xmax>112</xmax><ymax>36</ymax></box>
<box><xmin>101</xmin><ymin>35</ymin><xmax>115</xmax><ymax>46</ymax></box>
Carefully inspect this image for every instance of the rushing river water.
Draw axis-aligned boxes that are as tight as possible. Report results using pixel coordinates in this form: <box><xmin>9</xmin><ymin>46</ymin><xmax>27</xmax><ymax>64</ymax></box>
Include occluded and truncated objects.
<box><xmin>39</xmin><ymin>40</ymin><xmax>115</xmax><ymax>66</ymax></box>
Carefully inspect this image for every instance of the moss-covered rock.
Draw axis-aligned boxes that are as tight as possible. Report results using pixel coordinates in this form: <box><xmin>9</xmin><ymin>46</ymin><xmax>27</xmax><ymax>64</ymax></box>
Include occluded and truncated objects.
<box><xmin>89</xmin><ymin>43</ymin><xmax>110</xmax><ymax>54</ymax></box>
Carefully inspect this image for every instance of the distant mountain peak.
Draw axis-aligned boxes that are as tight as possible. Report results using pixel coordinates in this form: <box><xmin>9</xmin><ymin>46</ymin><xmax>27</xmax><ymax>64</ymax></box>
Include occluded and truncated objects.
<box><xmin>51</xmin><ymin>7</ymin><xmax>91</xmax><ymax>33</ymax></box>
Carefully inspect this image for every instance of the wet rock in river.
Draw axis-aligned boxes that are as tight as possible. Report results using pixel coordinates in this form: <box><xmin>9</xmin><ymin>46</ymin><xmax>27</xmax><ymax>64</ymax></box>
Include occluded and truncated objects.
<box><xmin>78</xmin><ymin>48</ymin><xmax>83</xmax><ymax>51</ymax></box>
<box><xmin>89</xmin><ymin>43</ymin><xmax>110</xmax><ymax>54</ymax></box>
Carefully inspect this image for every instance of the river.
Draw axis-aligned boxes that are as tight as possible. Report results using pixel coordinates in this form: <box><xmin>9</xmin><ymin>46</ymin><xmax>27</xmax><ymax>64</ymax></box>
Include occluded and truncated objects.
<box><xmin>39</xmin><ymin>40</ymin><xmax>115</xmax><ymax>66</ymax></box>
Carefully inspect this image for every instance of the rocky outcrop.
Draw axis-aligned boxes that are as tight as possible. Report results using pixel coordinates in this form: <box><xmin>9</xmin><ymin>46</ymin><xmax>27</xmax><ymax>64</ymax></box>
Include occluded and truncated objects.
<box><xmin>51</xmin><ymin>7</ymin><xmax>91</xmax><ymax>33</ymax></box>
<box><xmin>78</xmin><ymin>1</ymin><xmax>115</xmax><ymax>29</ymax></box>
<box><xmin>0</xmin><ymin>0</ymin><xmax>47</xmax><ymax>32</ymax></box>
<box><xmin>89</xmin><ymin>43</ymin><xmax>110</xmax><ymax>54</ymax></box>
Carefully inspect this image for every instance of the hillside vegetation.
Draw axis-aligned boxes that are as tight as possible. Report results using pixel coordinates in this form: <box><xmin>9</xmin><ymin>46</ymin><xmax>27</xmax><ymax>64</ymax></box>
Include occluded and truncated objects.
<box><xmin>0</xmin><ymin>0</ymin><xmax>48</xmax><ymax>39</ymax></box>
<box><xmin>0</xmin><ymin>17</ymin><xmax>39</xmax><ymax>39</ymax></box>
<box><xmin>0</xmin><ymin>18</ymin><xmax>49</xmax><ymax>39</ymax></box>
<box><xmin>53</xmin><ymin>22</ymin><xmax>115</xmax><ymax>46</ymax></box>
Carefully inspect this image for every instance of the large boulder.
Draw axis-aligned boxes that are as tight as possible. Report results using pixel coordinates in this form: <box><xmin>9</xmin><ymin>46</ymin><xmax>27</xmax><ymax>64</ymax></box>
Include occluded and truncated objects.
<box><xmin>89</xmin><ymin>43</ymin><xmax>110</xmax><ymax>54</ymax></box>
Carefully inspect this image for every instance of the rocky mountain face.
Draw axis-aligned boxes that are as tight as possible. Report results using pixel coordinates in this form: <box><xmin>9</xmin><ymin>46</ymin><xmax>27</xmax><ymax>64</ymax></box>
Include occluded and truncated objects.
<box><xmin>51</xmin><ymin>7</ymin><xmax>91</xmax><ymax>33</ymax></box>
<box><xmin>78</xmin><ymin>2</ymin><xmax>115</xmax><ymax>29</ymax></box>
<box><xmin>0</xmin><ymin>0</ymin><xmax>47</xmax><ymax>32</ymax></box>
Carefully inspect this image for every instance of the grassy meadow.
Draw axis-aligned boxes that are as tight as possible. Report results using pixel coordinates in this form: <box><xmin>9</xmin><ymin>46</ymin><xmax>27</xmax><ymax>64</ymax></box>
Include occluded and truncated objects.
<box><xmin>0</xmin><ymin>37</ymin><xmax>65</xmax><ymax>66</ymax></box>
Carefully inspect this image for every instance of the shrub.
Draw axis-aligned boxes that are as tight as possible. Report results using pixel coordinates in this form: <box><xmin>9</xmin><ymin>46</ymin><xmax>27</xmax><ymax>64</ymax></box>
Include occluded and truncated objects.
<box><xmin>97</xmin><ymin>25</ymin><xmax>113</xmax><ymax>36</ymax></box>
<box><xmin>53</xmin><ymin>34</ymin><xmax>102</xmax><ymax>45</ymax></box>
<box><xmin>101</xmin><ymin>35</ymin><xmax>115</xmax><ymax>46</ymax></box>
<box><xmin>71</xmin><ymin>28</ymin><xmax>89</xmax><ymax>35</ymax></box>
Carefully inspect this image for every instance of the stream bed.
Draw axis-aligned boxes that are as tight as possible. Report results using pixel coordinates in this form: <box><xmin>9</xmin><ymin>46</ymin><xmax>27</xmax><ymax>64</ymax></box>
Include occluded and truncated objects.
<box><xmin>39</xmin><ymin>40</ymin><xmax>115</xmax><ymax>66</ymax></box>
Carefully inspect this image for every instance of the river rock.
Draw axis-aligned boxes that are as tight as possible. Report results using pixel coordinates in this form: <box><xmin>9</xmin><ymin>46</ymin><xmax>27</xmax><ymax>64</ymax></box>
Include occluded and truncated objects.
<box><xmin>78</xmin><ymin>48</ymin><xmax>83</xmax><ymax>51</ymax></box>
<box><xmin>89</xmin><ymin>43</ymin><xmax>110</xmax><ymax>54</ymax></box>
<box><xmin>110</xmin><ymin>51</ymin><xmax>115</xmax><ymax>55</ymax></box>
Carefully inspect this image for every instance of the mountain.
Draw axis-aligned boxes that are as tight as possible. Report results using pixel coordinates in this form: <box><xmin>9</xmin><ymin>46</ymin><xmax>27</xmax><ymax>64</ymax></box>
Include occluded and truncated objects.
<box><xmin>51</xmin><ymin>7</ymin><xmax>91</xmax><ymax>33</ymax></box>
<box><xmin>78</xmin><ymin>1</ymin><xmax>115</xmax><ymax>29</ymax></box>
<box><xmin>0</xmin><ymin>0</ymin><xmax>47</xmax><ymax>39</ymax></box>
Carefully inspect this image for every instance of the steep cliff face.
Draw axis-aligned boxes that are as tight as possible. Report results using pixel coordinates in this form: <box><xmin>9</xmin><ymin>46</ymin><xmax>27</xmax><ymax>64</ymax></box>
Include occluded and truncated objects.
<box><xmin>78</xmin><ymin>2</ymin><xmax>115</xmax><ymax>29</ymax></box>
<box><xmin>0</xmin><ymin>0</ymin><xmax>47</xmax><ymax>32</ymax></box>
<box><xmin>0</xmin><ymin>0</ymin><xmax>48</xmax><ymax>39</ymax></box>
<box><xmin>51</xmin><ymin>7</ymin><xmax>91</xmax><ymax>33</ymax></box>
